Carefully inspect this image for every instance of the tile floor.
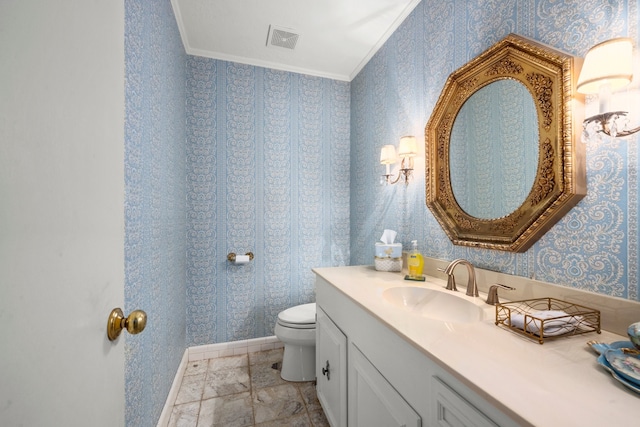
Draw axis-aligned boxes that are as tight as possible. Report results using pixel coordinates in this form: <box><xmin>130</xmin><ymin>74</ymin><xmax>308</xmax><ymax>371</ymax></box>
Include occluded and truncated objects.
<box><xmin>168</xmin><ymin>347</ymin><xmax>330</xmax><ymax>427</ymax></box>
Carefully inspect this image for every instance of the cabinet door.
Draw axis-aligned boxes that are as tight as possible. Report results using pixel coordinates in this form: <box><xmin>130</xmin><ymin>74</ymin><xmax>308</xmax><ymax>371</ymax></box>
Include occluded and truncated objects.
<box><xmin>349</xmin><ymin>343</ymin><xmax>421</xmax><ymax>427</ymax></box>
<box><xmin>431</xmin><ymin>377</ymin><xmax>498</xmax><ymax>427</ymax></box>
<box><xmin>316</xmin><ymin>307</ymin><xmax>348</xmax><ymax>427</ymax></box>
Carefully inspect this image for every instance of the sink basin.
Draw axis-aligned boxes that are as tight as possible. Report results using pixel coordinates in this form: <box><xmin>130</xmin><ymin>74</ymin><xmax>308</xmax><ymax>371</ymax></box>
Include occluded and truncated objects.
<box><xmin>382</xmin><ymin>286</ymin><xmax>484</xmax><ymax>323</ymax></box>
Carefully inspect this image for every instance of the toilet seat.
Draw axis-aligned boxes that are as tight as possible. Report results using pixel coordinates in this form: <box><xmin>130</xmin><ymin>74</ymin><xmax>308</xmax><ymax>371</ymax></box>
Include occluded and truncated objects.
<box><xmin>277</xmin><ymin>303</ymin><xmax>316</xmax><ymax>329</ymax></box>
<box><xmin>277</xmin><ymin>320</ymin><xmax>315</xmax><ymax>329</ymax></box>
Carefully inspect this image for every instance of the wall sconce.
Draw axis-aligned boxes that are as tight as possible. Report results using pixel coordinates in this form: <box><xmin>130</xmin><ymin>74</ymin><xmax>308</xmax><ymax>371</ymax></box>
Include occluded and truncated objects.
<box><xmin>380</xmin><ymin>135</ymin><xmax>418</xmax><ymax>185</ymax></box>
<box><xmin>577</xmin><ymin>37</ymin><xmax>639</xmax><ymax>140</ymax></box>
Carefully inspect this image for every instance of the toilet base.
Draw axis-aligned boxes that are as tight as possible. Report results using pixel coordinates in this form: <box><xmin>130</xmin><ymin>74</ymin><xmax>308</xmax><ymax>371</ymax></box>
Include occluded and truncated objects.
<box><xmin>280</xmin><ymin>343</ymin><xmax>316</xmax><ymax>382</ymax></box>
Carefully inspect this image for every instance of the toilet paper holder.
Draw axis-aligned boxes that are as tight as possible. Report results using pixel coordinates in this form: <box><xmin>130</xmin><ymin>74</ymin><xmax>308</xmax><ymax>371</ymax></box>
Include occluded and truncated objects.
<box><xmin>227</xmin><ymin>252</ymin><xmax>254</xmax><ymax>263</ymax></box>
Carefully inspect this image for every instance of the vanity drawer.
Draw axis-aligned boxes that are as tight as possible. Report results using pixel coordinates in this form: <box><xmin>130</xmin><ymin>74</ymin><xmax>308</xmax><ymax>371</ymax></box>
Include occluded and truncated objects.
<box><xmin>431</xmin><ymin>376</ymin><xmax>498</xmax><ymax>427</ymax></box>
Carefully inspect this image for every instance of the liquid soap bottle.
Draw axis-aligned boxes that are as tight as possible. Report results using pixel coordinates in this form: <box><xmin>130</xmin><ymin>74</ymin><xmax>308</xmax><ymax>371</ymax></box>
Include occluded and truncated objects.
<box><xmin>407</xmin><ymin>240</ymin><xmax>424</xmax><ymax>279</ymax></box>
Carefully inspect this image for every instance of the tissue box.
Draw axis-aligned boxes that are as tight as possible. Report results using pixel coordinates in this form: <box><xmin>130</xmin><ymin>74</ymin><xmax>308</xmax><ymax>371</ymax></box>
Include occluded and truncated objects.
<box><xmin>374</xmin><ymin>243</ymin><xmax>402</xmax><ymax>272</ymax></box>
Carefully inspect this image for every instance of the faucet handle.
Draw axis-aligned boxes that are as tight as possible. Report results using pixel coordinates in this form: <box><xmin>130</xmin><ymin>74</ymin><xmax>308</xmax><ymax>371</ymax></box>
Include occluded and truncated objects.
<box><xmin>485</xmin><ymin>283</ymin><xmax>515</xmax><ymax>305</ymax></box>
<box><xmin>437</xmin><ymin>267</ymin><xmax>458</xmax><ymax>291</ymax></box>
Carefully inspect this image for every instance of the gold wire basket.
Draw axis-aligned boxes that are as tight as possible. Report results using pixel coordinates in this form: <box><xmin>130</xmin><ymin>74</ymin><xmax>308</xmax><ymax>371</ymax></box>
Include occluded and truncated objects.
<box><xmin>495</xmin><ymin>298</ymin><xmax>601</xmax><ymax>344</ymax></box>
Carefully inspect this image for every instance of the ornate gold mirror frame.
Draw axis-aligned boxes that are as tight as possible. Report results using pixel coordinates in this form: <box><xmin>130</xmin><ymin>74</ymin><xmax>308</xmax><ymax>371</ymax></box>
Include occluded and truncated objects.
<box><xmin>426</xmin><ymin>34</ymin><xmax>586</xmax><ymax>252</ymax></box>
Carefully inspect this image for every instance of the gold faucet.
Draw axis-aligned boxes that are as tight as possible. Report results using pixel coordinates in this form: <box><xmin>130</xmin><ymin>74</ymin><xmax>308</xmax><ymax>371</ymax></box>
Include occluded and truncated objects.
<box><xmin>442</xmin><ymin>259</ymin><xmax>478</xmax><ymax>297</ymax></box>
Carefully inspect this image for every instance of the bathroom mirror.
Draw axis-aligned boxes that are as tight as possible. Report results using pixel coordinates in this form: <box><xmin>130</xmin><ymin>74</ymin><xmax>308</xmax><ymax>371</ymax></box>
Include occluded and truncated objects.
<box><xmin>426</xmin><ymin>34</ymin><xmax>586</xmax><ymax>252</ymax></box>
<box><xmin>450</xmin><ymin>79</ymin><xmax>539</xmax><ymax>219</ymax></box>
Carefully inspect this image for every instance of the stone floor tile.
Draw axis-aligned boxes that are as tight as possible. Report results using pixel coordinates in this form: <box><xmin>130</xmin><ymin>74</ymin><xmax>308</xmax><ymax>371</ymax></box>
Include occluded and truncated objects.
<box><xmin>309</xmin><ymin>409</ymin><xmax>330</xmax><ymax>427</ymax></box>
<box><xmin>198</xmin><ymin>392</ymin><xmax>254</xmax><ymax>427</ymax></box>
<box><xmin>184</xmin><ymin>360</ymin><xmax>209</xmax><ymax>377</ymax></box>
<box><xmin>168</xmin><ymin>347</ymin><xmax>328</xmax><ymax>426</ymax></box>
<box><xmin>175</xmin><ymin>373</ymin><xmax>206</xmax><ymax>405</ymax></box>
<box><xmin>168</xmin><ymin>401</ymin><xmax>200</xmax><ymax>427</ymax></box>
<box><xmin>297</xmin><ymin>382</ymin><xmax>321</xmax><ymax>412</ymax></box>
<box><xmin>255</xmin><ymin>412</ymin><xmax>311</xmax><ymax>427</ymax></box>
<box><xmin>252</xmin><ymin>383</ymin><xmax>306</xmax><ymax>424</ymax></box>
<box><xmin>203</xmin><ymin>366</ymin><xmax>251</xmax><ymax>399</ymax></box>
<box><xmin>248</xmin><ymin>348</ymin><xmax>284</xmax><ymax>366</ymax></box>
<box><xmin>208</xmin><ymin>353</ymin><xmax>248</xmax><ymax>371</ymax></box>
<box><xmin>250</xmin><ymin>361</ymin><xmax>288</xmax><ymax>390</ymax></box>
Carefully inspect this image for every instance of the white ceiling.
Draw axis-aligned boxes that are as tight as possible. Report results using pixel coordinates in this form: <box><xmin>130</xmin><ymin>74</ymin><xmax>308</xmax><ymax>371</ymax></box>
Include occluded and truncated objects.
<box><xmin>171</xmin><ymin>0</ymin><xmax>421</xmax><ymax>81</ymax></box>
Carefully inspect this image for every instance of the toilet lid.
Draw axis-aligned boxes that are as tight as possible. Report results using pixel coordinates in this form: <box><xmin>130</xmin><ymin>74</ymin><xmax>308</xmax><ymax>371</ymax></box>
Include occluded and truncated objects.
<box><xmin>278</xmin><ymin>303</ymin><xmax>316</xmax><ymax>325</ymax></box>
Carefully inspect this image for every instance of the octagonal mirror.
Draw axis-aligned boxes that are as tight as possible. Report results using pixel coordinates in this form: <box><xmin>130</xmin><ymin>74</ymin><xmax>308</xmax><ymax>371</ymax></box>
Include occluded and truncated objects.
<box><xmin>426</xmin><ymin>34</ymin><xmax>586</xmax><ymax>252</ymax></box>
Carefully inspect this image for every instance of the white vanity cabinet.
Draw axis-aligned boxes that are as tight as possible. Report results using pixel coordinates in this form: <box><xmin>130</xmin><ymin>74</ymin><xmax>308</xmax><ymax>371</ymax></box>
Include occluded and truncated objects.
<box><xmin>316</xmin><ymin>307</ymin><xmax>347</xmax><ymax>427</ymax></box>
<box><xmin>316</xmin><ymin>306</ymin><xmax>421</xmax><ymax>427</ymax></box>
<box><xmin>431</xmin><ymin>376</ymin><xmax>498</xmax><ymax>427</ymax></box>
<box><xmin>315</xmin><ymin>273</ymin><xmax>519</xmax><ymax>427</ymax></box>
<box><xmin>349</xmin><ymin>343</ymin><xmax>421</xmax><ymax>427</ymax></box>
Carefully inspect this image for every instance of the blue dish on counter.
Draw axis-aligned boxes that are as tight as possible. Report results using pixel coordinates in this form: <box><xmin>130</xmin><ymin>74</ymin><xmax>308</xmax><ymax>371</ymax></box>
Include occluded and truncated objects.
<box><xmin>604</xmin><ymin>349</ymin><xmax>640</xmax><ymax>387</ymax></box>
<box><xmin>597</xmin><ymin>353</ymin><xmax>640</xmax><ymax>394</ymax></box>
<box><xmin>590</xmin><ymin>340</ymin><xmax>634</xmax><ymax>355</ymax></box>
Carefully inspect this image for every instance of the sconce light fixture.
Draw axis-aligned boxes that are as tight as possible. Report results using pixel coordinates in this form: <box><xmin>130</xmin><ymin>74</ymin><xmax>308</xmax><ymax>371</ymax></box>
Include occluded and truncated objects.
<box><xmin>381</xmin><ymin>135</ymin><xmax>418</xmax><ymax>185</ymax></box>
<box><xmin>577</xmin><ymin>37</ymin><xmax>639</xmax><ymax>140</ymax></box>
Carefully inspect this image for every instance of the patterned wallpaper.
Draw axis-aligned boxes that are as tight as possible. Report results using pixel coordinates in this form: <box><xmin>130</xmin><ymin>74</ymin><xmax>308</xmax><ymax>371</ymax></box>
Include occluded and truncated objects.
<box><xmin>351</xmin><ymin>0</ymin><xmax>640</xmax><ymax>302</ymax></box>
<box><xmin>124</xmin><ymin>0</ymin><xmax>187</xmax><ymax>425</ymax></box>
<box><xmin>185</xmin><ymin>58</ymin><xmax>351</xmax><ymax>346</ymax></box>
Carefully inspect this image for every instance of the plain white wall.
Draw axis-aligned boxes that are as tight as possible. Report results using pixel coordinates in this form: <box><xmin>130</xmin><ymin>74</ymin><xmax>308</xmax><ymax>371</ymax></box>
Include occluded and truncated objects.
<box><xmin>0</xmin><ymin>1</ymin><xmax>126</xmax><ymax>425</ymax></box>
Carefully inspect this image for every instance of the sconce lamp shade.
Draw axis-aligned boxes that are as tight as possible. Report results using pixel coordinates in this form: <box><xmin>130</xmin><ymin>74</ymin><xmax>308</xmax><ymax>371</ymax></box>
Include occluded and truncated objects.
<box><xmin>381</xmin><ymin>136</ymin><xmax>417</xmax><ymax>185</ymax></box>
<box><xmin>380</xmin><ymin>144</ymin><xmax>397</xmax><ymax>164</ymax></box>
<box><xmin>397</xmin><ymin>136</ymin><xmax>418</xmax><ymax>158</ymax></box>
<box><xmin>577</xmin><ymin>37</ymin><xmax>633</xmax><ymax>94</ymax></box>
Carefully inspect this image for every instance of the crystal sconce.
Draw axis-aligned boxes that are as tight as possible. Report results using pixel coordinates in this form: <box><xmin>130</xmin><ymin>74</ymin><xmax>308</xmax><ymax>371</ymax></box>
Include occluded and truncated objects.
<box><xmin>577</xmin><ymin>38</ymin><xmax>639</xmax><ymax>141</ymax></box>
<box><xmin>380</xmin><ymin>136</ymin><xmax>418</xmax><ymax>185</ymax></box>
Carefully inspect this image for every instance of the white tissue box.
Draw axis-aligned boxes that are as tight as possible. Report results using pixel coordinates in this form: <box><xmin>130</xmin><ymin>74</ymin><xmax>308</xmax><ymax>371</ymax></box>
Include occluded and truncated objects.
<box><xmin>375</xmin><ymin>243</ymin><xmax>402</xmax><ymax>258</ymax></box>
<box><xmin>374</xmin><ymin>243</ymin><xmax>402</xmax><ymax>272</ymax></box>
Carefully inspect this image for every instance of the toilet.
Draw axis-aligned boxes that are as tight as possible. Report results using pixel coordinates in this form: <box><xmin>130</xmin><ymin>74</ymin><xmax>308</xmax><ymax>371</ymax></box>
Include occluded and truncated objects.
<box><xmin>274</xmin><ymin>302</ymin><xmax>316</xmax><ymax>382</ymax></box>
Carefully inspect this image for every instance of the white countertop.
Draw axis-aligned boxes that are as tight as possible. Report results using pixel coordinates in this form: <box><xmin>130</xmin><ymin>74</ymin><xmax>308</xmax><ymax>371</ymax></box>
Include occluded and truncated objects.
<box><xmin>313</xmin><ymin>265</ymin><xmax>640</xmax><ymax>427</ymax></box>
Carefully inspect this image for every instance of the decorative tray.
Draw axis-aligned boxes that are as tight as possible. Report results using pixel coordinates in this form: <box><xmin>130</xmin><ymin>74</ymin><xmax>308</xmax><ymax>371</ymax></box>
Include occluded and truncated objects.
<box><xmin>495</xmin><ymin>298</ymin><xmax>601</xmax><ymax>344</ymax></box>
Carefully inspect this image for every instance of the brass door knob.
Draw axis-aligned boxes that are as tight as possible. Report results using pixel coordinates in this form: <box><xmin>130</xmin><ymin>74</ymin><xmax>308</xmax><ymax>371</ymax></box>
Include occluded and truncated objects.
<box><xmin>107</xmin><ymin>308</ymin><xmax>147</xmax><ymax>341</ymax></box>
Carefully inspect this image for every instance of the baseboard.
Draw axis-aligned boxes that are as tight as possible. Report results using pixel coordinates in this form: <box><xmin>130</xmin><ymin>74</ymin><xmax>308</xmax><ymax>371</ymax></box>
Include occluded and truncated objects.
<box><xmin>188</xmin><ymin>335</ymin><xmax>282</xmax><ymax>361</ymax></box>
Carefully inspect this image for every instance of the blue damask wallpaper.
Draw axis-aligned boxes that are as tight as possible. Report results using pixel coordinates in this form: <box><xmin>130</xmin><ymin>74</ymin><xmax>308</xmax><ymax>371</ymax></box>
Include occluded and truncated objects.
<box><xmin>124</xmin><ymin>0</ymin><xmax>187</xmax><ymax>425</ymax></box>
<box><xmin>185</xmin><ymin>59</ymin><xmax>351</xmax><ymax>346</ymax></box>
<box><xmin>351</xmin><ymin>0</ymin><xmax>640</xmax><ymax>301</ymax></box>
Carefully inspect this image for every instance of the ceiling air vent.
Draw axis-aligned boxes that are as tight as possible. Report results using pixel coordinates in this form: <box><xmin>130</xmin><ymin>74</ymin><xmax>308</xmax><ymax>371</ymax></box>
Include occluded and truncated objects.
<box><xmin>267</xmin><ymin>25</ymin><xmax>300</xmax><ymax>50</ymax></box>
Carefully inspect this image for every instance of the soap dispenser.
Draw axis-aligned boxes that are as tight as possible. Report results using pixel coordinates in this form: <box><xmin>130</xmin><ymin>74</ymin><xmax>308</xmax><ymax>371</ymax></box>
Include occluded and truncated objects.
<box><xmin>407</xmin><ymin>240</ymin><xmax>424</xmax><ymax>280</ymax></box>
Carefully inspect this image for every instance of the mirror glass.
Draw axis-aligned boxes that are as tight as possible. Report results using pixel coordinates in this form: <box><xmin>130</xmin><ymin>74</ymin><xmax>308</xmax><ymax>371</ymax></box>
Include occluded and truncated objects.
<box><xmin>449</xmin><ymin>79</ymin><xmax>538</xmax><ymax>219</ymax></box>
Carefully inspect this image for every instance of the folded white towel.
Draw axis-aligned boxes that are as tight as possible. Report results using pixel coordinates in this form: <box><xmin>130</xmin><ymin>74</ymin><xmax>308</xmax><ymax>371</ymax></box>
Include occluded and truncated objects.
<box><xmin>509</xmin><ymin>310</ymin><xmax>582</xmax><ymax>337</ymax></box>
